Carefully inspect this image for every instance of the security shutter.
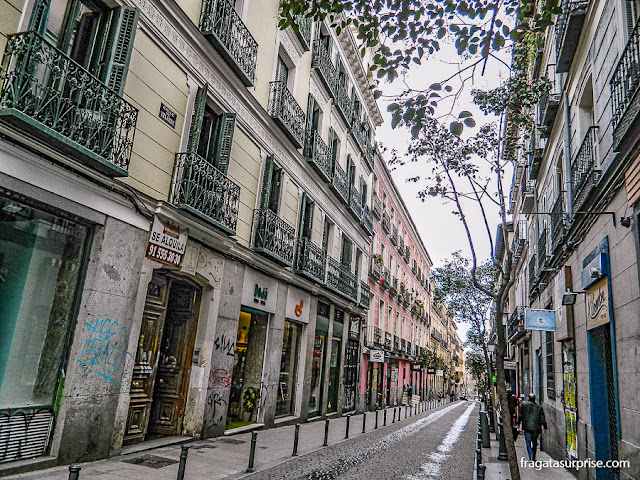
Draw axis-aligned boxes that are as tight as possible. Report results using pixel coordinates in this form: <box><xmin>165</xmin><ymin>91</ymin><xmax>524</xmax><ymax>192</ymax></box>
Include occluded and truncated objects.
<box><xmin>213</xmin><ymin>113</ymin><xmax>236</xmax><ymax>174</ymax></box>
<box><xmin>187</xmin><ymin>84</ymin><xmax>208</xmax><ymax>153</ymax></box>
<box><xmin>101</xmin><ymin>6</ymin><xmax>138</xmax><ymax>95</ymax></box>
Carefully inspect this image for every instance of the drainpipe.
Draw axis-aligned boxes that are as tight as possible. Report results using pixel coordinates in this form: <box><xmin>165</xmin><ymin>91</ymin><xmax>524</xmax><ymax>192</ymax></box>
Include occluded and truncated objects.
<box><xmin>562</xmin><ymin>73</ymin><xmax>573</xmax><ymax>217</ymax></box>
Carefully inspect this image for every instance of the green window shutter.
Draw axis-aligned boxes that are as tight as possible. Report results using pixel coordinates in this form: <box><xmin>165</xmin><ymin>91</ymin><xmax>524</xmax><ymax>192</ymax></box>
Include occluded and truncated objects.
<box><xmin>28</xmin><ymin>0</ymin><xmax>50</xmax><ymax>36</ymax></box>
<box><xmin>101</xmin><ymin>6</ymin><xmax>139</xmax><ymax>96</ymax></box>
<box><xmin>260</xmin><ymin>156</ymin><xmax>274</xmax><ymax>210</ymax></box>
<box><xmin>214</xmin><ymin>113</ymin><xmax>236</xmax><ymax>174</ymax></box>
<box><xmin>341</xmin><ymin>236</ymin><xmax>352</xmax><ymax>267</ymax></box>
<box><xmin>269</xmin><ymin>168</ymin><xmax>282</xmax><ymax>213</ymax></box>
<box><xmin>297</xmin><ymin>192</ymin><xmax>307</xmax><ymax>238</ymax></box>
<box><xmin>304</xmin><ymin>94</ymin><xmax>315</xmax><ymax>157</ymax></box>
<box><xmin>187</xmin><ymin>84</ymin><xmax>208</xmax><ymax>154</ymax></box>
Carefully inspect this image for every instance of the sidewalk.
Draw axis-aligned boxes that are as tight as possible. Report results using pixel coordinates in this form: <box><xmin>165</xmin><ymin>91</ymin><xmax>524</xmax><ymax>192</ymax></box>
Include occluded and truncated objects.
<box><xmin>483</xmin><ymin>431</ymin><xmax>577</xmax><ymax>480</ymax></box>
<box><xmin>6</xmin><ymin>399</ymin><xmax>456</xmax><ymax>480</ymax></box>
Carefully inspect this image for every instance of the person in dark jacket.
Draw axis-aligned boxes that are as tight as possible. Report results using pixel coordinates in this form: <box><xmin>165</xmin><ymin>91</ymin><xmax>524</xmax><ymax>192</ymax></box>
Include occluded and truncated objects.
<box><xmin>507</xmin><ymin>390</ymin><xmax>519</xmax><ymax>440</ymax></box>
<box><xmin>406</xmin><ymin>384</ymin><xmax>413</xmax><ymax>406</ymax></box>
<box><xmin>519</xmin><ymin>393</ymin><xmax>547</xmax><ymax>460</ymax></box>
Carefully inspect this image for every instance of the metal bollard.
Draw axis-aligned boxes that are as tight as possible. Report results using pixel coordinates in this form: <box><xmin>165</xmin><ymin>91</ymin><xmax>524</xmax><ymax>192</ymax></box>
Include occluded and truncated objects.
<box><xmin>477</xmin><ymin>464</ymin><xmax>486</xmax><ymax>480</ymax></box>
<box><xmin>345</xmin><ymin>415</ymin><xmax>351</xmax><ymax>439</ymax></box>
<box><xmin>246</xmin><ymin>431</ymin><xmax>258</xmax><ymax>472</ymax></box>
<box><xmin>362</xmin><ymin>412</ymin><xmax>367</xmax><ymax>433</ymax></box>
<box><xmin>384</xmin><ymin>408</ymin><xmax>387</xmax><ymax>426</ymax></box>
<box><xmin>68</xmin><ymin>464</ymin><xmax>81</xmax><ymax>480</ymax></box>
<box><xmin>497</xmin><ymin>425</ymin><xmax>508</xmax><ymax>460</ymax></box>
<box><xmin>177</xmin><ymin>444</ymin><xmax>190</xmax><ymax>480</ymax></box>
<box><xmin>404</xmin><ymin>406</ymin><xmax>407</xmax><ymax>419</ymax></box>
<box><xmin>375</xmin><ymin>410</ymin><xmax>379</xmax><ymax>429</ymax></box>
<box><xmin>476</xmin><ymin>447</ymin><xmax>482</xmax><ymax>465</ymax></box>
<box><xmin>480</xmin><ymin>411</ymin><xmax>490</xmax><ymax>448</ymax></box>
<box><xmin>392</xmin><ymin>408</ymin><xmax>396</xmax><ymax>423</ymax></box>
<box><xmin>292</xmin><ymin>424</ymin><xmax>300</xmax><ymax>456</ymax></box>
<box><xmin>323</xmin><ymin>419</ymin><xmax>329</xmax><ymax>446</ymax></box>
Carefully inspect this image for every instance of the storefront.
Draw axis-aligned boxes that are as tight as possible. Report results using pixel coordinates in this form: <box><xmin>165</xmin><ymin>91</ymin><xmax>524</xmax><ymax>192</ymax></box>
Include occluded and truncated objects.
<box><xmin>343</xmin><ymin>317</ymin><xmax>360</xmax><ymax>412</ymax></box>
<box><xmin>327</xmin><ymin>309</ymin><xmax>343</xmax><ymax>414</ymax></box>
<box><xmin>308</xmin><ymin>302</ymin><xmax>329</xmax><ymax>418</ymax></box>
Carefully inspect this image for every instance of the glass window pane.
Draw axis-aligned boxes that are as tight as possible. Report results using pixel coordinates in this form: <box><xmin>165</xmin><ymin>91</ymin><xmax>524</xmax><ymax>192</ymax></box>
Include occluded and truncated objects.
<box><xmin>276</xmin><ymin>320</ymin><xmax>301</xmax><ymax>417</ymax></box>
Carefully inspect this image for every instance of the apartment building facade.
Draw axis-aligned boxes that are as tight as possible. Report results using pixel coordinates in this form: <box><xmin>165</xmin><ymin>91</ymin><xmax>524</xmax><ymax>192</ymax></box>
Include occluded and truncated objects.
<box><xmin>0</xmin><ymin>0</ymin><xmax>383</xmax><ymax>471</ymax></box>
<box><xmin>505</xmin><ymin>0</ymin><xmax>640</xmax><ymax>478</ymax></box>
<box><xmin>361</xmin><ymin>155</ymin><xmax>432</xmax><ymax>410</ymax></box>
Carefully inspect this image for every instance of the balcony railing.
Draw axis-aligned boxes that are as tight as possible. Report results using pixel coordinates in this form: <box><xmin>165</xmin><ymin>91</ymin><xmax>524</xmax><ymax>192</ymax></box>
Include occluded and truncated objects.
<box><xmin>381</xmin><ymin>212</ymin><xmax>390</xmax><ymax>233</ymax></box>
<box><xmin>382</xmin><ymin>267</ymin><xmax>391</xmax><ymax>287</ymax></box>
<box><xmin>304</xmin><ymin>129</ymin><xmax>333</xmax><ymax>183</ymax></box>
<box><xmin>351</xmin><ymin>121</ymin><xmax>367</xmax><ymax>153</ymax></box>
<box><xmin>394</xmin><ymin>335</ymin><xmax>401</xmax><ymax>352</ymax></box>
<box><xmin>537</xmin><ymin>228</ymin><xmax>548</xmax><ymax>271</ymax></box>
<box><xmin>295</xmin><ymin>237</ymin><xmax>326</xmax><ymax>284</ymax></box>
<box><xmin>331</xmin><ymin>162</ymin><xmax>350</xmax><ymax>204</ymax></box>
<box><xmin>373</xmin><ymin>194</ymin><xmax>382</xmax><ymax>219</ymax></box>
<box><xmin>511</xmin><ymin>219</ymin><xmax>527</xmax><ymax>260</ymax></box>
<box><xmin>555</xmin><ymin>0</ymin><xmax>588</xmax><ymax>73</ymax></box>
<box><xmin>389</xmin><ymin>277</ymin><xmax>398</xmax><ymax>297</ymax></box>
<box><xmin>349</xmin><ymin>187</ymin><xmax>364</xmax><ymax>221</ymax></box>
<box><xmin>172</xmin><ymin>153</ymin><xmax>240</xmax><ymax>234</ymax></box>
<box><xmin>359</xmin><ymin>281</ymin><xmax>371</xmax><ymax>309</ymax></box>
<box><xmin>253</xmin><ymin>209</ymin><xmax>296</xmax><ymax>266</ymax></box>
<box><xmin>571</xmin><ymin>126</ymin><xmax>600</xmax><ymax>211</ymax></box>
<box><xmin>334</xmin><ymin>81</ymin><xmax>353</xmax><ymax>125</ymax></box>
<box><xmin>200</xmin><ymin>0</ymin><xmax>258</xmax><ymax>86</ymax></box>
<box><xmin>400</xmin><ymin>338</ymin><xmax>406</xmax><ymax>354</ymax></box>
<box><xmin>293</xmin><ymin>15</ymin><xmax>312</xmax><ymax>51</ymax></box>
<box><xmin>530</xmin><ymin>147</ymin><xmax>543</xmax><ymax>179</ymax></box>
<box><xmin>364</xmin><ymin>142</ymin><xmax>375</xmax><ymax>170</ymax></box>
<box><xmin>269</xmin><ymin>81</ymin><xmax>305</xmax><ymax>148</ymax></box>
<box><xmin>528</xmin><ymin>254</ymin><xmax>537</xmax><ymax>292</ymax></box>
<box><xmin>326</xmin><ymin>257</ymin><xmax>357</xmax><ymax>301</ymax></box>
<box><xmin>0</xmin><ymin>32</ymin><xmax>138</xmax><ymax>177</ymax></box>
<box><xmin>398</xmin><ymin>236</ymin><xmax>405</xmax><ymax>254</ymax></box>
<box><xmin>404</xmin><ymin>246</ymin><xmax>410</xmax><ymax>263</ymax></box>
<box><xmin>366</xmin><ymin>326</ymin><xmax>383</xmax><ymax>348</ymax></box>
<box><xmin>612</xmin><ymin>20</ymin><xmax>640</xmax><ymax>149</ymax></box>
<box><xmin>370</xmin><ymin>258</ymin><xmax>382</xmax><ymax>279</ymax></box>
<box><xmin>539</xmin><ymin>90</ymin><xmax>561</xmax><ymax>135</ymax></box>
<box><xmin>361</xmin><ymin>206</ymin><xmax>374</xmax><ymax>236</ymax></box>
<box><xmin>312</xmin><ymin>40</ymin><xmax>337</xmax><ymax>96</ymax></box>
<box><xmin>390</xmin><ymin>225</ymin><xmax>398</xmax><ymax>245</ymax></box>
<box><xmin>550</xmin><ymin>195</ymin><xmax>567</xmax><ymax>251</ymax></box>
<box><xmin>507</xmin><ymin>306</ymin><xmax>526</xmax><ymax>343</ymax></box>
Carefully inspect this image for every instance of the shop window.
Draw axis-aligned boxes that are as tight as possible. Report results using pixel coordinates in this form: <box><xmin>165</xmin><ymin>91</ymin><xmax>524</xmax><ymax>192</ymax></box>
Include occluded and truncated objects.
<box><xmin>546</xmin><ymin>331</ymin><xmax>555</xmax><ymax>398</ymax></box>
<box><xmin>308</xmin><ymin>331</ymin><xmax>326</xmax><ymax>416</ymax></box>
<box><xmin>276</xmin><ymin>320</ymin><xmax>302</xmax><ymax>417</ymax></box>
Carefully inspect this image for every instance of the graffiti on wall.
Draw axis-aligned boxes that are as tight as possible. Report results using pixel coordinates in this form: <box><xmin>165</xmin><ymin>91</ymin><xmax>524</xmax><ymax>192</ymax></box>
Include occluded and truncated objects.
<box><xmin>208</xmin><ymin>368</ymin><xmax>232</xmax><ymax>388</ymax></box>
<box><xmin>76</xmin><ymin>318</ymin><xmax>134</xmax><ymax>392</ymax></box>
<box><xmin>214</xmin><ymin>334</ymin><xmax>235</xmax><ymax>357</ymax></box>
<box><xmin>0</xmin><ymin>407</ymin><xmax>53</xmax><ymax>463</ymax></box>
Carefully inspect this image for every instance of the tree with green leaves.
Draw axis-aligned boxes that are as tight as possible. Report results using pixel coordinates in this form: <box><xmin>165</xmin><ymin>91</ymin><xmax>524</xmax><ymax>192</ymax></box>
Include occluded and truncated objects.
<box><xmin>465</xmin><ymin>350</ymin><xmax>488</xmax><ymax>397</ymax></box>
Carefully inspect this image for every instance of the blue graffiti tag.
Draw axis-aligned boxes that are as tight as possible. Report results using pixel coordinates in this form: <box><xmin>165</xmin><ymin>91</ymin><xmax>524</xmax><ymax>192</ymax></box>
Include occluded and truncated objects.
<box><xmin>77</xmin><ymin>318</ymin><xmax>134</xmax><ymax>392</ymax></box>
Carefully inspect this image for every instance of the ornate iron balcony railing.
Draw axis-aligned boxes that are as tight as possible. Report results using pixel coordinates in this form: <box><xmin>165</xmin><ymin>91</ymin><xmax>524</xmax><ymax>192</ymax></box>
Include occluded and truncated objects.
<box><xmin>372</xmin><ymin>194</ymin><xmax>382</xmax><ymax>219</ymax></box>
<box><xmin>351</xmin><ymin>121</ymin><xmax>367</xmax><ymax>152</ymax></box>
<box><xmin>404</xmin><ymin>245</ymin><xmax>410</xmax><ymax>263</ymax></box>
<box><xmin>304</xmin><ymin>129</ymin><xmax>333</xmax><ymax>183</ymax></box>
<box><xmin>311</xmin><ymin>40</ymin><xmax>337</xmax><ymax>96</ymax></box>
<box><xmin>537</xmin><ymin>228</ymin><xmax>548</xmax><ymax>271</ymax></box>
<box><xmin>507</xmin><ymin>306</ymin><xmax>526</xmax><ymax>343</ymax></box>
<box><xmin>333</xmin><ymin>81</ymin><xmax>353</xmax><ymax>125</ymax></box>
<box><xmin>172</xmin><ymin>152</ymin><xmax>240</xmax><ymax>234</ymax></box>
<box><xmin>364</xmin><ymin>141</ymin><xmax>375</xmax><ymax>170</ymax></box>
<box><xmin>200</xmin><ymin>0</ymin><xmax>258</xmax><ymax>86</ymax></box>
<box><xmin>269</xmin><ymin>81</ymin><xmax>305</xmax><ymax>148</ymax></box>
<box><xmin>331</xmin><ymin>161</ymin><xmax>349</xmax><ymax>204</ymax></box>
<box><xmin>393</xmin><ymin>335</ymin><xmax>401</xmax><ymax>352</ymax></box>
<box><xmin>539</xmin><ymin>91</ymin><xmax>561</xmax><ymax>135</ymax></box>
<box><xmin>550</xmin><ymin>195</ymin><xmax>567</xmax><ymax>251</ymax></box>
<box><xmin>370</xmin><ymin>258</ymin><xmax>382</xmax><ymax>279</ymax></box>
<box><xmin>349</xmin><ymin>187</ymin><xmax>364</xmax><ymax>220</ymax></box>
<box><xmin>253</xmin><ymin>208</ymin><xmax>296</xmax><ymax>266</ymax></box>
<box><xmin>382</xmin><ymin>266</ymin><xmax>391</xmax><ymax>287</ymax></box>
<box><xmin>361</xmin><ymin>206</ymin><xmax>373</xmax><ymax>236</ymax></box>
<box><xmin>326</xmin><ymin>256</ymin><xmax>358</xmax><ymax>301</ymax></box>
<box><xmin>381</xmin><ymin>211</ymin><xmax>390</xmax><ymax>233</ymax></box>
<box><xmin>0</xmin><ymin>32</ymin><xmax>138</xmax><ymax>177</ymax></box>
<box><xmin>390</xmin><ymin>225</ymin><xmax>398</xmax><ymax>245</ymax></box>
<box><xmin>295</xmin><ymin>237</ymin><xmax>326</xmax><ymax>284</ymax></box>
<box><xmin>398</xmin><ymin>236</ymin><xmax>405</xmax><ymax>254</ymax></box>
<box><xmin>293</xmin><ymin>15</ymin><xmax>312</xmax><ymax>51</ymax></box>
<box><xmin>571</xmin><ymin>126</ymin><xmax>600</xmax><ymax>211</ymax></box>
<box><xmin>528</xmin><ymin>254</ymin><xmax>537</xmax><ymax>291</ymax></box>
<box><xmin>612</xmin><ymin>20</ymin><xmax>640</xmax><ymax>147</ymax></box>
<box><xmin>359</xmin><ymin>281</ymin><xmax>371</xmax><ymax>309</ymax></box>
<box><xmin>555</xmin><ymin>0</ymin><xmax>588</xmax><ymax>73</ymax></box>
<box><xmin>511</xmin><ymin>219</ymin><xmax>527</xmax><ymax>260</ymax></box>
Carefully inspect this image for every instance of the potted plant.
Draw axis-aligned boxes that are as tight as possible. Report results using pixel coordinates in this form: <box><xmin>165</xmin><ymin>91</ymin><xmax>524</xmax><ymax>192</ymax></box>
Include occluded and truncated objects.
<box><xmin>242</xmin><ymin>387</ymin><xmax>261</xmax><ymax>422</ymax></box>
<box><xmin>371</xmin><ymin>253</ymin><xmax>384</xmax><ymax>264</ymax></box>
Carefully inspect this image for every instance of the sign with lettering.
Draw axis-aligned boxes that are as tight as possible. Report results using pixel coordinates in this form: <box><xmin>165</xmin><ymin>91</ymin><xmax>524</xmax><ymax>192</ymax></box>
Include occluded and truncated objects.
<box><xmin>585</xmin><ymin>277</ymin><xmax>610</xmax><ymax>330</ymax></box>
<box><xmin>504</xmin><ymin>361</ymin><xmax>517</xmax><ymax>370</ymax></box>
<box><xmin>524</xmin><ymin>309</ymin><xmax>556</xmax><ymax>332</ymax></box>
<box><xmin>242</xmin><ymin>268</ymin><xmax>278</xmax><ymax>313</ymax></box>
<box><xmin>286</xmin><ymin>285</ymin><xmax>310</xmax><ymax>323</ymax></box>
<box><xmin>146</xmin><ymin>217</ymin><xmax>187</xmax><ymax>267</ymax></box>
<box><xmin>159</xmin><ymin>103</ymin><xmax>177</xmax><ymax>128</ymax></box>
<box><xmin>427</xmin><ymin>367</ymin><xmax>436</xmax><ymax>375</ymax></box>
<box><xmin>436</xmin><ymin>369</ymin><xmax>444</xmax><ymax>377</ymax></box>
<box><xmin>370</xmin><ymin>350</ymin><xmax>385</xmax><ymax>362</ymax></box>
<box><xmin>349</xmin><ymin>319</ymin><xmax>360</xmax><ymax>339</ymax></box>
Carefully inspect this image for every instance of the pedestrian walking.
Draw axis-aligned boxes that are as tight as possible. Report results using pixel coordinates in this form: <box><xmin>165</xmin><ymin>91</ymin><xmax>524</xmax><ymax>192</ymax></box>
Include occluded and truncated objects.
<box><xmin>407</xmin><ymin>384</ymin><xmax>413</xmax><ymax>406</ymax></box>
<box><xmin>519</xmin><ymin>393</ymin><xmax>547</xmax><ymax>461</ymax></box>
<box><xmin>507</xmin><ymin>389</ymin><xmax>520</xmax><ymax>441</ymax></box>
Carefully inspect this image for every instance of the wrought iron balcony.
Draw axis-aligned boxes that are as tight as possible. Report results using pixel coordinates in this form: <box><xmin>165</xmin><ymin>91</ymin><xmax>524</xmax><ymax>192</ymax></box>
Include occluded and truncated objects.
<box><xmin>530</xmin><ymin>147</ymin><xmax>543</xmax><ymax>179</ymax></box>
<box><xmin>373</xmin><ymin>194</ymin><xmax>382</xmax><ymax>219</ymax></box>
<box><xmin>385</xmin><ymin>331</ymin><xmax>393</xmax><ymax>350</ymax></box>
<box><xmin>312</xmin><ymin>40</ymin><xmax>337</xmax><ymax>96</ymax></box>
<box><xmin>528</xmin><ymin>254</ymin><xmax>538</xmax><ymax>293</ymax></box>
<box><xmin>269</xmin><ymin>81</ymin><xmax>305</xmax><ymax>148</ymax></box>
<box><xmin>394</xmin><ymin>335</ymin><xmax>401</xmax><ymax>352</ymax></box>
<box><xmin>555</xmin><ymin>0</ymin><xmax>588</xmax><ymax>73</ymax></box>
<box><xmin>172</xmin><ymin>152</ymin><xmax>240</xmax><ymax>234</ymax></box>
<box><xmin>349</xmin><ymin>187</ymin><xmax>364</xmax><ymax>221</ymax></box>
<box><xmin>571</xmin><ymin>126</ymin><xmax>600</xmax><ymax>211</ymax></box>
<box><xmin>330</xmin><ymin>161</ymin><xmax>350</xmax><ymax>204</ymax></box>
<box><xmin>304</xmin><ymin>129</ymin><xmax>333</xmax><ymax>183</ymax></box>
<box><xmin>351</xmin><ymin>121</ymin><xmax>367</xmax><ymax>153</ymax></box>
<box><xmin>390</xmin><ymin>225</ymin><xmax>398</xmax><ymax>245</ymax></box>
<box><xmin>295</xmin><ymin>237</ymin><xmax>326</xmax><ymax>284</ymax></box>
<box><xmin>293</xmin><ymin>15</ymin><xmax>312</xmax><ymax>51</ymax></box>
<box><xmin>507</xmin><ymin>306</ymin><xmax>526</xmax><ymax>343</ymax></box>
<box><xmin>366</xmin><ymin>326</ymin><xmax>383</xmax><ymax>347</ymax></box>
<box><xmin>370</xmin><ymin>258</ymin><xmax>382</xmax><ymax>279</ymax></box>
<box><xmin>333</xmin><ymin>81</ymin><xmax>353</xmax><ymax>125</ymax></box>
<box><xmin>398</xmin><ymin>236</ymin><xmax>405</xmax><ymax>254</ymax></box>
<box><xmin>382</xmin><ymin>267</ymin><xmax>391</xmax><ymax>288</ymax></box>
<box><xmin>389</xmin><ymin>277</ymin><xmax>398</xmax><ymax>297</ymax></box>
<box><xmin>200</xmin><ymin>0</ymin><xmax>258</xmax><ymax>86</ymax></box>
<box><xmin>537</xmin><ymin>228</ymin><xmax>548</xmax><ymax>271</ymax></box>
<box><xmin>404</xmin><ymin>245</ymin><xmax>410</xmax><ymax>263</ymax></box>
<box><xmin>364</xmin><ymin>142</ymin><xmax>375</xmax><ymax>170</ymax></box>
<box><xmin>400</xmin><ymin>338</ymin><xmax>406</xmax><ymax>354</ymax></box>
<box><xmin>0</xmin><ymin>32</ymin><xmax>138</xmax><ymax>177</ymax></box>
<box><xmin>511</xmin><ymin>219</ymin><xmax>527</xmax><ymax>260</ymax></box>
<box><xmin>550</xmin><ymin>195</ymin><xmax>567</xmax><ymax>252</ymax></box>
<box><xmin>253</xmin><ymin>208</ymin><xmax>296</xmax><ymax>266</ymax></box>
<box><xmin>359</xmin><ymin>281</ymin><xmax>371</xmax><ymax>309</ymax></box>
<box><xmin>326</xmin><ymin>256</ymin><xmax>358</xmax><ymax>301</ymax></box>
<box><xmin>381</xmin><ymin>211</ymin><xmax>390</xmax><ymax>233</ymax></box>
<box><xmin>539</xmin><ymin>91</ymin><xmax>561</xmax><ymax>136</ymax></box>
<box><xmin>522</xmin><ymin>177</ymin><xmax>536</xmax><ymax>214</ymax></box>
<box><xmin>612</xmin><ymin>21</ymin><xmax>640</xmax><ymax>150</ymax></box>
<box><xmin>361</xmin><ymin>206</ymin><xmax>374</xmax><ymax>236</ymax></box>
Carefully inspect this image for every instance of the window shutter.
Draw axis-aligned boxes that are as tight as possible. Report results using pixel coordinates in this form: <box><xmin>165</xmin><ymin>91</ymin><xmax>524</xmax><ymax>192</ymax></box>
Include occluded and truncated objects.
<box><xmin>298</xmin><ymin>192</ymin><xmax>307</xmax><ymax>237</ymax></box>
<box><xmin>260</xmin><ymin>156</ymin><xmax>274</xmax><ymax>210</ymax></box>
<box><xmin>304</xmin><ymin>94</ymin><xmax>315</xmax><ymax>156</ymax></box>
<box><xmin>187</xmin><ymin>84</ymin><xmax>208</xmax><ymax>153</ymax></box>
<box><xmin>214</xmin><ymin>113</ymin><xmax>236</xmax><ymax>174</ymax></box>
<box><xmin>269</xmin><ymin>168</ymin><xmax>282</xmax><ymax>213</ymax></box>
<box><xmin>28</xmin><ymin>0</ymin><xmax>50</xmax><ymax>35</ymax></box>
<box><xmin>101</xmin><ymin>6</ymin><xmax>138</xmax><ymax>95</ymax></box>
<box><xmin>341</xmin><ymin>236</ymin><xmax>352</xmax><ymax>267</ymax></box>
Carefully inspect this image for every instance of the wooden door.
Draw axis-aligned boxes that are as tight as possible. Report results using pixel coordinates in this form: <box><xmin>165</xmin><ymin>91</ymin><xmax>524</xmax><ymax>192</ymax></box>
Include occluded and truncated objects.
<box><xmin>123</xmin><ymin>273</ymin><xmax>170</xmax><ymax>445</ymax></box>
<box><xmin>147</xmin><ymin>278</ymin><xmax>201</xmax><ymax>436</ymax></box>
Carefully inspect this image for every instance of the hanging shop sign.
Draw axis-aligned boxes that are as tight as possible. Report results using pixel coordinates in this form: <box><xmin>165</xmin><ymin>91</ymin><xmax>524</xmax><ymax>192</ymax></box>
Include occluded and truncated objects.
<box><xmin>504</xmin><ymin>361</ymin><xmax>517</xmax><ymax>370</ymax></box>
<box><xmin>585</xmin><ymin>277</ymin><xmax>610</xmax><ymax>330</ymax></box>
<box><xmin>349</xmin><ymin>318</ymin><xmax>360</xmax><ymax>340</ymax></box>
<box><xmin>286</xmin><ymin>285</ymin><xmax>311</xmax><ymax>323</ymax></box>
<box><xmin>242</xmin><ymin>267</ymin><xmax>279</xmax><ymax>313</ymax></box>
<box><xmin>412</xmin><ymin>363</ymin><xmax>422</xmax><ymax>371</ymax></box>
<box><xmin>146</xmin><ymin>216</ymin><xmax>187</xmax><ymax>267</ymax></box>
<box><xmin>427</xmin><ymin>367</ymin><xmax>436</xmax><ymax>375</ymax></box>
<box><xmin>370</xmin><ymin>350</ymin><xmax>385</xmax><ymax>362</ymax></box>
<box><xmin>524</xmin><ymin>309</ymin><xmax>556</xmax><ymax>332</ymax></box>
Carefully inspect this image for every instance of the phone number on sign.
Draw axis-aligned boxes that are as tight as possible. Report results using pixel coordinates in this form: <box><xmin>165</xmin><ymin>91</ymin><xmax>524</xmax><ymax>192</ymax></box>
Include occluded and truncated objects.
<box><xmin>147</xmin><ymin>243</ymin><xmax>182</xmax><ymax>265</ymax></box>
